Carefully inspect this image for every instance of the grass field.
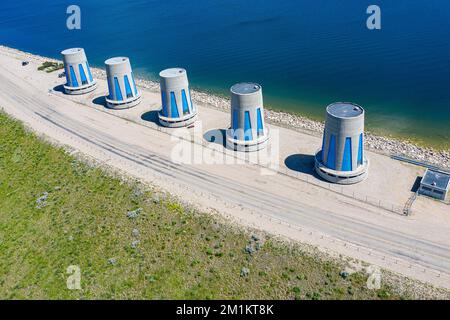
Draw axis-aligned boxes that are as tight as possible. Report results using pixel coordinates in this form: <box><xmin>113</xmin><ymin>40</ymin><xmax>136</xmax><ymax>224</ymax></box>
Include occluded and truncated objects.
<box><xmin>0</xmin><ymin>111</ymin><xmax>402</xmax><ymax>300</ymax></box>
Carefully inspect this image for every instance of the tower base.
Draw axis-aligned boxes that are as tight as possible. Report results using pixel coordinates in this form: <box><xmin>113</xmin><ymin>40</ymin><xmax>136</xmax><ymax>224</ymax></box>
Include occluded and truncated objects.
<box><xmin>314</xmin><ymin>151</ymin><xmax>369</xmax><ymax>184</ymax></box>
<box><xmin>158</xmin><ymin>113</ymin><xmax>198</xmax><ymax>128</ymax></box>
<box><xmin>225</xmin><ymin>131</ymin><xmax>269</xmax><ymax>152</ymax></box>
<box><xmin>64</xmin><ymin>82</ymin><xmax>97</xmax><ymax>95</ymax></box>
<box><xmin>105</xmin><ymin>95</ymin><xmax>141</xmax><ymax>110</ymax></box>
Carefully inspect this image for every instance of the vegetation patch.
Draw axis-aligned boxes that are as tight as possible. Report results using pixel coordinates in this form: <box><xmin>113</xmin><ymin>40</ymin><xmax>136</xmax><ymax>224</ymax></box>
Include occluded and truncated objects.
<box><xmin>0</xmin><ymin>111</ymin><xmax>403</xmax><ymax>300</ymax></box>
<box><xmin>37</xmin><ymin>61</ymin><xmax>64</xmax><ymax>73</ymax></box>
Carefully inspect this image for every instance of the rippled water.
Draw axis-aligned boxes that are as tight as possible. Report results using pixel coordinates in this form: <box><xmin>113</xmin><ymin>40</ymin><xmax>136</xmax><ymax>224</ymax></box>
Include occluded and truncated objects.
<box><xmin>1</xmin><ymin>0</ymin><xmax>449</xmax><ymax>149</ymax></box>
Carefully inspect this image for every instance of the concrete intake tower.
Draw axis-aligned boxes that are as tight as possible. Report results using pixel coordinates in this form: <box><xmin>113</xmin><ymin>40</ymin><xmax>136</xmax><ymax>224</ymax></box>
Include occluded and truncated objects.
<box><xmin>226</xmin><ymin>83</ymin><xmax>269</xmax><ymax>152</ymax></box>
<box><xmin>105</xmin><ymin>57</ymin><xmax>141</xmax><ymax>109</ymax></box>
<box><xmin>61</xmin><ymin>48</ymin><xmax>97</xmax><ymax>95</ymax></box>
<box><xmin>315</xmin><ymin>102</ymin><xmax>369</xmax><ymax>184</ymax></box>
<box><xmin>158</xmin><ymin>68</ymin><xmax>197</xmax><ymax>127</ymax></box>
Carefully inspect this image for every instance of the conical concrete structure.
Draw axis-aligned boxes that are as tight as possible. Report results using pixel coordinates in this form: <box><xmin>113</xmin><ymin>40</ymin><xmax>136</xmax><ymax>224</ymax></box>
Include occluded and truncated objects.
<box><xmin>105</xmin><ymin>57</ymin><xmax>141</xmax><ymax>109</ymax></box>
<box><xmin>158</xmin><ymin>68</ymin><xmax>197</xmax><ymax>127</ymax></box>
<box><xmin>226</xmin><ymin>82</ymin><xmax>269</xmax><ymax>152</ymax></box>
<box><xmin>315</xmin><ymin>102</ymin><xmax>369</xmax><ymax>184</ymax></box>
<box><xmin>61</xmin><ymin>48</ymin><xmax>97</xmax><ymax>95</ymax></box>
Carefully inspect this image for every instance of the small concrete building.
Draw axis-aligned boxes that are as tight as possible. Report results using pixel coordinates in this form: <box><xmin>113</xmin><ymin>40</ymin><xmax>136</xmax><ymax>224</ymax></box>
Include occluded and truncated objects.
<box><xmin>315</xmin><ymin>102</ymin><xmax>369</xmax><ymax>184</ymax></box>
<box><xmin>419</xmin><ymin>169</ymin><xmax>450</xmax><ymax>201</ymax></box>
<box><xmin>61</xmin><ymin>48</ymin><xmax>97</xmax><ymax>95</ymax></box>
<box><xmin>226</xmin><ymin>83</ymin><xmax>269</xmax><ymax>152</ymax></box>
<box><xmin>105</xmin><ymin>57</ymin><xmax>141</xmax><ymax>109</ymax></box>
<box><xmin>158</xmin><ymin>68</ymin><xmax>197</xmax><ymax>127</ymax></box>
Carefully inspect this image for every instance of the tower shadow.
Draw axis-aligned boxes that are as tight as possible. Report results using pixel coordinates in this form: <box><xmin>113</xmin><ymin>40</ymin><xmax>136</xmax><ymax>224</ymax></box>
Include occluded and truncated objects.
<box><xmin>92</xmin><ymin>96</ymin><xmax>107</xmax><ymax>107</ymax></box>
<box><xmin>284</xmin><ymin>154</ymin><xmax>316</xmax><ymax>175</ymax></box>
<box><xmin>52</xmin><ymin>84</ymin><xmax>65</xmax><ymax>93</ymax></box>
<box><xmin>203</xmin><ymin>129</ymin><xmax>227</xmax><ymax>148</ymax></box>
<box><xmin>141</xmin><ymin>110</ymin><xmax>161</xmax><ymax>125</ymax></box>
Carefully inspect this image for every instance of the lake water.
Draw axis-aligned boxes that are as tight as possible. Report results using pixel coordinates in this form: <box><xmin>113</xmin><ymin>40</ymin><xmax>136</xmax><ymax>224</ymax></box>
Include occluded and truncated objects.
<box><xmin>1</xmin><ymin>0</ymin><xmax>449</xmax><ymax>149</ymax></box>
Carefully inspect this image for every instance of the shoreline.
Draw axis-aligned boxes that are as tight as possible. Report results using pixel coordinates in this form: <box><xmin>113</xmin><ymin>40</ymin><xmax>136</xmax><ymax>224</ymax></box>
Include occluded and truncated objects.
<box><xmin>2</xmin><ymin>45</ymin><xmax>449</xmax><ymax>168</ymax></box>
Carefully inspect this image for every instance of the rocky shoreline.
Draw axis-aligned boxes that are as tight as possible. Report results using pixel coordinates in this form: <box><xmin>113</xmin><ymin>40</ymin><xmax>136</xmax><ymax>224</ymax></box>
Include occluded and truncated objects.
<box><xmin>4</xmin><ymin>45</ymin><xmax>449</xmax><ymax>168</ymax></box>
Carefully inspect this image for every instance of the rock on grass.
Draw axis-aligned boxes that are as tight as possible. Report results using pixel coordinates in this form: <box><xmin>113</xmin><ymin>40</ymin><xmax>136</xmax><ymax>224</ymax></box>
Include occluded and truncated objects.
<box><xmin>35</xmin><ymin>192</ymin><xmax>48</xmax><ymax>209</ymax></box>
<box><xmin>240</xmin><ymin>267</ymin><xmax>250</xmax><ymax>277</ymax></box>
<box><xmin>131</xmin><ymin>228</ymin><xmax>140</xmax><ymax>237</ymax></box>
<box><xmin>127</xmin><ymin>208</ymin><xmax>142</xmax><ymax>219</ymax></box>
<box><xmin>245</xmin><ymin>245</ymin><xmax>254</xmax><ymax>255</ymax></box>
<box><xmin>131</xmin><ymin>240</ymin><xmax>139</xmax><ymax>249</ymax></box>
<box><xmin>152</xmin><ymin>195</ymin><xmax>160</xmax><ymax>204</ymax></box>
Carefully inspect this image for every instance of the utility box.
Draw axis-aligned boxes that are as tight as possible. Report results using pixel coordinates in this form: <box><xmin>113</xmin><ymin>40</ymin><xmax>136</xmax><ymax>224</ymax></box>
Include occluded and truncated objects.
<box><xmin>419</xmin><ymin>169</ymin><xmax>450</xmax><ymax>201</ymax></box>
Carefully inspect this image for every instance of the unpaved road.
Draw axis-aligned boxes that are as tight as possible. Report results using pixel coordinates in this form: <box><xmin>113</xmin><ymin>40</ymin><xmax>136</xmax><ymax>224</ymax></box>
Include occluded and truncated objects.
<box><xmin>0</xmin><ymin>49</ymin><xmax>449</xmax><ymax>290</ymax></box>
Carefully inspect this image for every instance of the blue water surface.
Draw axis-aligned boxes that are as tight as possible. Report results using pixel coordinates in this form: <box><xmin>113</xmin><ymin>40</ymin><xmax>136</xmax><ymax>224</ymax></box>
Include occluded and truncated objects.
<box><xmin>1</xmin><ymin>0</ymin><xmax>449</xmax><ymax>148</ymax></box>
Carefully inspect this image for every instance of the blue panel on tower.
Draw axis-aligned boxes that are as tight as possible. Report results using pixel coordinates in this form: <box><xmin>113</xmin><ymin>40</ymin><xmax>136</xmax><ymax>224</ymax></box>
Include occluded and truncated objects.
<box><xmin>161</xmin><ymin>91</ymin><xmax>168</xmax><ymax>116</ymax></box>
<box><xmin>170</xmin><ymin>92</ymin><xmax>179</xmax><ymax>118</ymax></box>
<box><xmin>69</xmin><ymin>66</ymin><xmax>78</xmax><ymax>87</ymax></box>
<box><xmin>322</xmin><ymin>130</ymin><xmax>326</xmax><ymax>151</ymax></box>
<box><xmin>244</xmin><ymin>111</ymin><xmax>253</xmax><ymax>141</ymax></box>
<box><xmin>326</xmin><ymin>134</ymin><xmax>336</xmax><ymax>170</ymax></box>
<box><xmin>79</xmin><ymin>64</ymin><xmax>87</xmax><ymax>85</ymax></box>
<box><xmin>256</xmin><ymin>108</ymin><xmax>264</xmax><ymax>136</ymax></box>
<box><xmin>114</xmin><ymin>77</ymin><xmax>123</xmax><ymax>101</ymax></box>
<box><xmin>107</xmin><ymin>79</ymin><xmax>113</xmax><ymax>99</ymax></box>
<box><xmin>342</xmin><ymin>137</ymin><xmax>353</xmax><ymax>171</ymax></box>
<box><xmin>124</xmin><ymin>75</ymin><xmax>133</xmax><ymax>98</ymax></box>
<box><xmin>358</xmin><ymin>133</ymin><xmax>363</xmax><ymax>165</ymax></box>
<box><xmin>182</xmin><ymin>89</ymin><xmax>190</xmax><ymax>115</ymax></box>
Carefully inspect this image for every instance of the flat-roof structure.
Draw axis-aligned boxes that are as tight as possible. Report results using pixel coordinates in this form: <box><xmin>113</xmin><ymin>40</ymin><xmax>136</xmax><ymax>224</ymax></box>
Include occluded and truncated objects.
<box><xmin>230</xmin><ymin>83</ymin><xmax>261</xmax><ymax>95</ymax></box>
<box><xmin>327</xmin><ymin>102</ymin><xmax>364</xmax><ymax>118</ymax></box>
<box><xmin>419</xmin><ymin>169</ymin><xmax>450</xmax><ymax>201</ymax></box>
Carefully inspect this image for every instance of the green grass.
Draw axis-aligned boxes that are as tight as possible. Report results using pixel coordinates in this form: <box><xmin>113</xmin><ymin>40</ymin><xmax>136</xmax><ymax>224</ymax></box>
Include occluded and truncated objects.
<box><xmin>0</xmin><ymin>111</ymin><xmax>403</xmax><ymax>300</ymax></box>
